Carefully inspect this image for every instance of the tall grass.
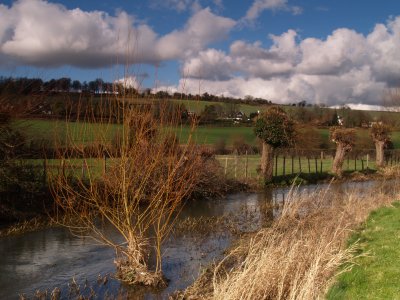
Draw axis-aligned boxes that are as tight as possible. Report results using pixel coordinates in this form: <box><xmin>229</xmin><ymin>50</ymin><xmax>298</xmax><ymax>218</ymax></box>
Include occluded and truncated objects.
<box><xmin>181</xmin><ymin>175</ymin><xmax>399</xmax><ymax>299</ymax></box>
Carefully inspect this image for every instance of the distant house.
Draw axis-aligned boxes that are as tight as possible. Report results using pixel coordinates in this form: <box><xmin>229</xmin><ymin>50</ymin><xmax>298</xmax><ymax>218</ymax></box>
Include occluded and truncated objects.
<box><xmin>235</xmin><ymin>111</ymin><xmax>245</xmax><ymax>121</ymax></box>
<box><xmin>337</xmin><ymin>115</ymin><xmax>344</xmax><ymax>126</ymax></box>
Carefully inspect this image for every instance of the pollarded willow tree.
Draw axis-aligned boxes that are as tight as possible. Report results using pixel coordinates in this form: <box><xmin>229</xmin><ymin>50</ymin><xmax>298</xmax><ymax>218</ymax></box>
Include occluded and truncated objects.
<box><xmin>254</xmin><ymin>107</ymin><xmax>296</xmax><ymax>181</ymax></box>
<box><xmin>370</xmin><ymin>123</ymin><xmax>391</xmax><ymax>168</ymax></box>
<box><xmin>51</xmin><ymin>96</ymin><xmax>203</xmax><ymax>287</ymax></box>
<box><xmin>330</xmin><ymin>127</ymin><xmax>356</xmax><ymax>177</ymax></box>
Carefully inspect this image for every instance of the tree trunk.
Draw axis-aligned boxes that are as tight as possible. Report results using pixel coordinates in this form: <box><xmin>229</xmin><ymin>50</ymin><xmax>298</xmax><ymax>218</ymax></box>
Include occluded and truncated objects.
<box><xmin>375</xmin><ymin>141</ymin><xmax>385</xmax><ymax>168</ymax></box>
<box><xmin>332</xmin><ymin>143</ymin><xmax>347</xmax><ymax>177</ymax></box>
<box><xmin>261</xmin><ymin>142</ymin><xmax>274</xmax><ymax>181</ymax></box>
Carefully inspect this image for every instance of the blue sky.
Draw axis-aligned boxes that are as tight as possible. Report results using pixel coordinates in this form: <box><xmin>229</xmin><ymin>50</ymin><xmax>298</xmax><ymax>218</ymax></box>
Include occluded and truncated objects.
<box><xmin>1</xmin><ymin>0</ymin><xmax>400</xmax><ymax>107</ymax></box>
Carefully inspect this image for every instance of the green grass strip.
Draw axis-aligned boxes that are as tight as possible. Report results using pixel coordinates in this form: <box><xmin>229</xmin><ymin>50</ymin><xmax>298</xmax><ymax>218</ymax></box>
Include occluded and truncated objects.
<box><xmin>327</xmin><ymin>202</ymin><xmax>400</xmax><ymax>299</ymax></box>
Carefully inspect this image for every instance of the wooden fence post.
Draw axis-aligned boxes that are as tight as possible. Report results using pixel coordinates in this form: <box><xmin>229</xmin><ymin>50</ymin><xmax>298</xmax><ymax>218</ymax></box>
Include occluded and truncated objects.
<box><xmin>283</xmin><ymin>156</ymin><xmax>286</xmax><ymax>176</ymax></box>
<box><xmin>43</xmin><ymin>159</ymin><xmax>47</xmax><ymax>184</ymax></box>
<box><xmin>308</xmin><ymin>157</ymin><xmax>311</xmax><ymax>173</ymax></box>
<box><xmin>245</xmin><ymin>151</ymin><xmax>248</xmax><ymax>179</ymax></box>
<box><xmin>275</xmin><ymin>155</ymin><xmax>278</xmax><ymax>177</ymax></box>
<box><xmin>366</xmin><ymin>154</ymin><xmax>369</xmax><ymax>170</ymax></box>
<box><xmin>234</xmin><ymin>154</ymin><xmax>238</xmax><ymax>178</ymax></box>
<box><xmin>291</xmin><ymin>156</ymin><xmax>294</xmax><ymax>174</ymax></box>
<box><xmin>224</xmin><ymin>157</ymin><xmax>228</xmax><ymax>175</ymax></box>
<box><xmin>82</xmin><ymin>160</ymin><xmax>86</xmax><ymax>178</ymax></box>
<box><xmin>354</xmin><ymin>155</ymin><xmax>357</xmax><ymax>171</ymax></box>
<box><xmin>315</xmin><ymin>157</ymin><xmax>318</xmax><ymax>173</ymax></box>
<box><xmin>61</xmin><ymin>159</ymin><xmax>65</xmax><ymax>177</ymax></box>
<box><xmin>298</xmin><ymin>156</ymin><xmax>302</xmax><ymax>173</ymax></box>
<box><xmin>103</xmin><ymin>155</ymin><xmax>107</xmax><ymax>175</ymax></box>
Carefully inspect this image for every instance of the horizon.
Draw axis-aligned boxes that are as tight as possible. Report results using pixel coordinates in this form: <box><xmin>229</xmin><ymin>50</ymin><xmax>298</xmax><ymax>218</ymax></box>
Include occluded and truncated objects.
<box><xmin>1</xmin><ymin>0</ymin><xmax>400</xmax><ymax>108</ymax></box>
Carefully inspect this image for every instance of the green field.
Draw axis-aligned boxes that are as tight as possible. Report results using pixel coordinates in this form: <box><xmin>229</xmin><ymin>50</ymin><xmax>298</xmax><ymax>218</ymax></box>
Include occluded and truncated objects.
<box><xmin>327</xmin><ymin>202</ymin><xmax>400</xmax><ymax>299</ymax></box>
<box><xmin>216</xmin><ymin>154</ymin><xmax>379</xmax><ymax>179</ymax></box>
<box><xmin>15</xmin><ymin>119</ymin><xmax>257</xmax><ymax>146</ymax></box>
<box><xmin>30</xmin><ymin>154</ymin><xmax>382</xmax><ymax>182</ymax></box>
<box><xmin>14</xmin><ymin>119</ymin><xmax>400</xmax><ymax>149</ymax></box>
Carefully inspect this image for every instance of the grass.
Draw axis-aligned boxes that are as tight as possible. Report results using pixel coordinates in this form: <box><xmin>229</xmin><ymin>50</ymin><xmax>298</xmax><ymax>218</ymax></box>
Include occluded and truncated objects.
<box><xmin>327</xmin><ymin>202</ymin><xmax>400</xmax><ymax>299</ymax></box>
<box><xmin>216</xmin><ymin>155</ymin><xmax>378</xmax><ymax>179</ymax></box>
<box><xmin>181</xmin><ymin>176</ymin><xmax>400</xmax><ymax>300</ymax></box>
<box><xmin>14</xmin><ymin>119</ymin><xmax>257</xmax><ymax>146</ymax></box>
<box><xmin>13</xmin><ymin>118</ymin><xmax>400</xmax><ymax>149</ymax></box>
<box><xmin>29</xmin><ymin>154</ymin><xmax>381</xmax><ymax>183</ymax></box>
<box><xmin>13</xmin><ymin>119</ymin><xmax>120</xmax><ymax>147</ymax></box>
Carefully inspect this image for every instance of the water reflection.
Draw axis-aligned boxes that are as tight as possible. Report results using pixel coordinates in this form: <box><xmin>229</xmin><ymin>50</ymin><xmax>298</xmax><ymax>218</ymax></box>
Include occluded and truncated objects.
<box><xmin>0</xmin><ymin>179</ymin><xmax>397</xmax><ymax>299</ymax></box>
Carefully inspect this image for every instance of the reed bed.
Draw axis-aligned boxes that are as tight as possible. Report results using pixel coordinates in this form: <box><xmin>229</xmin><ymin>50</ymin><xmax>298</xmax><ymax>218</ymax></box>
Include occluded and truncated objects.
<box><xmin>180</xmin><ymin>176</ymin><xmax>399</xmax><ymax>300</ymax></box>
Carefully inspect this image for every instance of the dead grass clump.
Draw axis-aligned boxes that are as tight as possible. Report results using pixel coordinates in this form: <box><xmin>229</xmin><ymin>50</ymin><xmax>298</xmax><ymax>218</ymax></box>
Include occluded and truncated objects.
<box><xmin>0</xmin><ymin>217</ymin><xmax>52</xmax><ymax>238</ymax></box>
<box><xmin>377</xmin><ymin>165</ymin><xmax>400</xmax><ymax>177</ymax></box>
<box><xmin>180</xmin><ymin>182</ymin><xmax>399</xmax><ymax>300</ymax></box>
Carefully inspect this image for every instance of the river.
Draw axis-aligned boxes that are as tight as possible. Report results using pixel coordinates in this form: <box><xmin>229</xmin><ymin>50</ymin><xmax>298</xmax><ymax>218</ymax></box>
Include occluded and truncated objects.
<box><xmin>0</xmin><ymin>180</ymin><xmax>392</xmax><ymax>299</ymax></box>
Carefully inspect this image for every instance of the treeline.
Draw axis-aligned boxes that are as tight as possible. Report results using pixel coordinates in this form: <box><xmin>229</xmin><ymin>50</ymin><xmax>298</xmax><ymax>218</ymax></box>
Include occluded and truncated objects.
<box><xmin>0</xmin><ymin>76</ymin><xmax>274</xmax><ymax>105</ymax></box>
<box><xmin>1</xmin><ymin>76</ymin><xmax>400</xmax><ymax>128</ymax></box>
<box><xmin>0</xmin><ymin>76</ymin><xmax>136</xmax><ymax>95</ymax></box>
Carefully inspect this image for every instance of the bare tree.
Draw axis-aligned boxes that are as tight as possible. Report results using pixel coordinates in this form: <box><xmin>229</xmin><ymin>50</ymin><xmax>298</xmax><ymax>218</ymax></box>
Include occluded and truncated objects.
<box><xmin>51</xmin><ymin>97</ymin><xmax>203</xmax><ymax>287</ymax></box>
<box><xmin>330</xmin><ymin>127</ymin><xmax>356</xmax><ymax>177</ymax></box>
<box><xmin>370</xmin><ymin>123</ymin><xmax>391</xmax><ymax>168</ymax></box>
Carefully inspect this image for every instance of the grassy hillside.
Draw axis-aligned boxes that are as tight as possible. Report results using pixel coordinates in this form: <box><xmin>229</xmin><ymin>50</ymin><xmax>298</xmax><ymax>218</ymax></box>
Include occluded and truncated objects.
<box><xmin>12</xmin><ymin>118</ymin><xmax>400</xmax><ymax>149</ymax></box>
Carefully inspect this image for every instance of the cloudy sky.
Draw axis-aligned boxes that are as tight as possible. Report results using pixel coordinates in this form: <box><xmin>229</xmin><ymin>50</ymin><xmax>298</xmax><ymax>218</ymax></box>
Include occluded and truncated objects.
<box><xmin>1</xmin><ymin>0</ymin><xmax>400</xmax><ymax>107</ymax></box>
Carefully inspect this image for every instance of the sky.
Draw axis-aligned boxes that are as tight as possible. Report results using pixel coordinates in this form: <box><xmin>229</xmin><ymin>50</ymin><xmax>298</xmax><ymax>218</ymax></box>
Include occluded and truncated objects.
<box><xmin>1</xmin><ymin>0</ymin><xmax>400</xmax><ymax>108</ymax></box>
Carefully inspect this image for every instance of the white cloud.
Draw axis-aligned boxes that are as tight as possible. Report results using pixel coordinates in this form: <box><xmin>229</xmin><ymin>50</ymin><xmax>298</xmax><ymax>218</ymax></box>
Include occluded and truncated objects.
<box><xmin>182</xmin><ymin>49</ymin><xmax>234</xmax><ymax>80</ymax></box>
<box><xmin>115</xmin><ymin>76</ymin><xmax>141</xmax><ymax>90</ymax></box>
<box><xmin>156</xmin><ymin>8</ymin><xmax>235</xmax><ymax>60</ymax></box>
<box><xmin>331</xmin><ymin>104</ymin><xmax>388</xmax><ymax>111</ymax></box>
<box><xmin>168</xmin><ymin>17</ymin><xmax>400</xmax><ymax>106</ymax></box>
<box><xmin>242</xmin><ymin>0</ymin><xmax>303</xmax><ymax>23</ymax></box>
<box><xmin>0</xmin><ymin>1</ymin><xmax>235</xmax><ymax>67</ymax></box>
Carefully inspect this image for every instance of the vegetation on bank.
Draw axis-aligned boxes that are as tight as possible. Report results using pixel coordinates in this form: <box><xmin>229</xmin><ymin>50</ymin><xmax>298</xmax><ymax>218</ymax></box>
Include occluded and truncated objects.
<box><xmin>177</xmin><ymin>177</ymin><xmax>400</xmax><ymax>300</ymax></box>
<box><xmin>327</xmin><ymin>202</ymin><xmax>400</xmax><ymax>299</ymax></box>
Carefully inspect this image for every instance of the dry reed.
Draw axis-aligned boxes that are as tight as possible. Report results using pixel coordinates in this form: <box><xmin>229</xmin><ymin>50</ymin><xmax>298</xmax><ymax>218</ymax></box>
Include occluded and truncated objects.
<box><xmin>179</xmin><ymin>179</ymin><xmax>399</xmax><ymax>300</ymax></box>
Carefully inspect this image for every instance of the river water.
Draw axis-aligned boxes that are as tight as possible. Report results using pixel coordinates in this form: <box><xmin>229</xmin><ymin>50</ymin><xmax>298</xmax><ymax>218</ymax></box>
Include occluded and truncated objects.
<box><xmin>0</xmin><ymin>180</ymin><xmax>393</xmax><ymax>299</ymax></box>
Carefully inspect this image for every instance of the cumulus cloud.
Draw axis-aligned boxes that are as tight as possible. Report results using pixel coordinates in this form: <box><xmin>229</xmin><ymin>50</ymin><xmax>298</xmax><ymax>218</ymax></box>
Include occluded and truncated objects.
<box><xmin>171</xmin><ymin>17</ymin><xmax>400</xmax><ymax>106</ymax></box>
<box><xmin>242</xmin><ymin>0</ymin><xmax>302</xmax><ymax>24</ymax></box>
<box><xmin>115</xmin><ymin>75</ymin><xmax>146</xmax><ymax>90</ymax></box>
<box><xmin>156</xmin><ymin>8</ymin><xmax>235</xmax><ymax>60</ymax></box>
<box><xmin>0</xmin><ymin>0</ymin><xmax>235</xmax><ymax>67</ymax></box>
<box><xmin>183</xmin><ymin>30</ymin><xmax>298</xmax><ymax>80</ymax></box>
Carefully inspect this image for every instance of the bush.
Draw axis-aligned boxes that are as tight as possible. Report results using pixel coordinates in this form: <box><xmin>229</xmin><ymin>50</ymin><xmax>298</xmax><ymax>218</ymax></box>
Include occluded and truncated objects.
<box><xmin>214</xmin><ymin>138</ymin><xmax>229</xmax><ymax>155</ymax></box>
<box><xmin>232</xmin><ymin>135</ymin><xmax>253</xmax><ymax>155</ymax></box>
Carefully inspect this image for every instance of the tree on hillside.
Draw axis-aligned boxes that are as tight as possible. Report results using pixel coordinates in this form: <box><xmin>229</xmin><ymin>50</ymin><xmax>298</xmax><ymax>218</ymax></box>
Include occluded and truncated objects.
<box><xmin>370</xmin><ymin>123</ymin><xmax>391</xmax><ymax>168</ymax></box>
<box><xmin>330</xmin><ymin>127</ymin><xmax>356</xmax><ymax>177</ymax></box>
<box><xmin>254</xmin><ymin>107</ymin><xmax>296</xmax><ymax>181</ymax></box>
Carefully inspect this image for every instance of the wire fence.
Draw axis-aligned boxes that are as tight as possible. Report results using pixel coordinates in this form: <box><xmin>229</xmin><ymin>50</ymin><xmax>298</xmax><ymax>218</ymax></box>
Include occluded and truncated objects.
<box><xmin>217</xmin><ymin>149</ymin><xmax>400</xmax><ymax>179</ymax></box>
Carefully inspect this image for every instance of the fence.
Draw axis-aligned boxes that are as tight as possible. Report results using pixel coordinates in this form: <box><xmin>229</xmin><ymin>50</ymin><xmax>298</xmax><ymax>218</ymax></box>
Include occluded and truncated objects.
<box><xmin>25</xmin><ymin>148</ymin><xmax>400</xmax><ymax>183</ymax></box>
<box><xmin>217</xmin><ymin>149</ymin><xmax>400</xmax><ymax>180</ymax></box>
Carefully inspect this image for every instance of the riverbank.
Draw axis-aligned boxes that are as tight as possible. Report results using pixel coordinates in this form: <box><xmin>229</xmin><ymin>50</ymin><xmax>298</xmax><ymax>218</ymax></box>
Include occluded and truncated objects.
<box><xmin>264</xmin><ymin>164</ymin><xmax>400</xmax><ymax>187</ymax></box>
<box><xmin>327</xmin><ymin>202</ymin><xmax>400</xmax><ymax>299</ymax></box>
<box><xmin>176</xmin><ymin>177</ymin><xmax>400</xmax><ymax>299</ymax></box>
